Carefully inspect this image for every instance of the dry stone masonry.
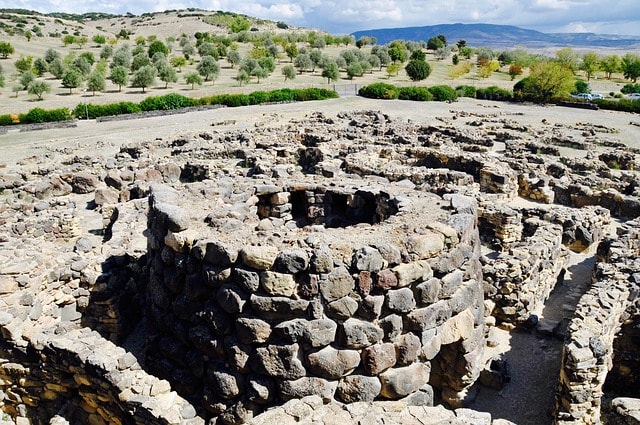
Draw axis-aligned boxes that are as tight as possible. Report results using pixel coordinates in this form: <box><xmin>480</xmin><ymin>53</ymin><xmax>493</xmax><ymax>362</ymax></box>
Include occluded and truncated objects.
<box><xmin>0</xmin><ymin>104</ymin><xmax>639</xmax><ymax>424</ymax></box>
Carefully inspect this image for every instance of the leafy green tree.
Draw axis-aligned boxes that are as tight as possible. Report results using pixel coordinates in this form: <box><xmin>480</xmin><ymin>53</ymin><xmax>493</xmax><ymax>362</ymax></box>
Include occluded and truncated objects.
<box><xmin>108</xmin><ymin>65</ymin><xmax>129</xmax><ymax>92</ymax></box>
<box><xmin>131</xmin><ymin>53</ymin><xmax>151</xmax><ymax>72</ymax></box>
<box><xmin>580</xmin><ymin>52</ymin><xmax>600</xmax><ymax>81</ymax></box>
<box><xmin>574</xmin><ymin>80</ymin><xmax>589</xmax><ymax>94</ymax></box>
<box><xmin>386</xmin><ymin>63</ymin><xmax>400</xmax><ymax>78</ymax></box>
<box><xmin>148</xmin><ymin>40</ymin><xmax>169</xmax><ymax>58</ymax></box>
<box><xmin>15</xmin><ymin>55</ymin><xmax>34</xmax><ymax>73</ymax></box>
<box><xmin>0</xmin><ymin>41</ymin><xmax>15</xmax><ymax>58</ymax></box>
<box><xmin>600</xmin><ymin>55</ymin><xmax>621</xmax><ymax>80</ymax></box>
<box><xmin>621</xmin><ymin>53</ymin><xmax>640</xmax><ymax>83</ymax></box>
<box><xmin>294</xmin><ymin>53</ymin><xmax>312</xmax><ymax>73</ymax></box>
<box><xmin>185</xmin><ymin>72</ymin><xmax>202</xmax><ymax>89</ymax></box>
<box><xmin>405</xmin><ymin>59</ymin><xmax>431</xmax><ymax>81</ymax></box>
<box><xmin>410</xmin><ymin>50</ymin><xmax>426</xmax><ymax>61</ymax></box>
<box><xmin>258</xmin><ymin>56</ymin><xmax>275</xmax><ymax>73</ymax></box>
<box><xmin>555</xmin><ymin>47</ymin><xmax>579</xmax><ymax>73</ymax></box>
<box><xmin>230</xmin><ymin>16</ymin><xmax>250</xmax><ymax>33</ymax></box>
<box><xmin>368</xmin><ymin>54</ymin><xmax>381</xmax><ymax>70</ymax></box>
<box><xmin>521</xmin><ymin>61</ymin><xmax>574</xmax><ymax>103</ymax></box>
<box><xmin>87</xmin><ymin>70</ymin><xmax>106</xmax><ymax>95</ymax></box>
<box><xmin>459</xmin><ymin>46</ymin><xmax>473</xmax><ymax>59</ymax></box>
<box><xmin>285</xmin><ymin>43</ymin><xmax>298</xmax><ymax>62</ymax></box>
<box><xmin>62</xmin><ymin>34</ymin><xmax>75</xmax><ymax>47</ymax></box>
<box><xmin>346</xmin><ymin>63</ymin><xmax>363</xmax><ymax>79</ymax></box>
<box><xmin>62</xmin><ymin>70</ymin><xmax>83</xmax><ymax>94</ymax></box>
<box><xmin>182</xmin><ymin>43</ymin><xmax>196</xmax><ymax>59</ymax></box>
<box><xmin>27</xmin><ymin>80</ymin><xmax>50</xmax><ymax>100</ymax></box>
<box><xmin>19</xmin><ymin>71</ymin><xmax>36</xmax><ymax>90</ymax></box>
<box><xmin>227</xmin><ymin>49</ymin><xmax>241</xmax><ymax>68</ymax></box>
<box><xmin>100</xmin><ymin>45</ymin><xmax>113</xmax><ymax>60</ymax></box>
<box><xmin>322</xmin><ymin>62</ymin><xmax>339</xmax><ymax>83</ymax></box>
<box><xmin>49</xmin><ymin>58</ymin><xmax>66</xmax><ymax>79</ymax></box>
<box><xmin>236</xmin><ymin>70</ymin><xmax>250</xmax><ymax>86</ymax></box>
<box><xmin>388</xmin><ymin>43</ymin><xmax>407</xmax><ymax>63</ymax></box>
<box><xmin>75</xmin><ymin>36</ymin><xmax>88</xmax><ymax>48</ymax></box>
<box><xmin>71</xmin><ymin>57</ymin><xmax>91</xmax><ymax>77</ymax></box>
<box><xmin>197</xmin><ymin>55</ymin><xmax>220</xmax><ymax>82</ymax></box>
<box><xmin>198</xmin><ymin>42</ymin><xmax>218</xmax><ymax>59</ymax></box>
<box><xmin>427</xmin><ymin>36</ymin><xmax>445</xmax><ymax>50</ymax></box>
<box><xmin>92</xmin><ymin>35</ymin><xmax>107</xmax><ymax>45</ymax></box>
<box><xmin>33</xmin><ymin>58</ymin><xmax>48</xmax><ymax>76</ymax></box>
<box><xmin>252</xmin><ymin>65</ymin><xmax>268</xmax><ymax>83</ymax></box>
<box><xmin>44</xmin><ymin>48</ymin><xmax>60</xmax><ymax>64</ymax></box>
<box><xmin>80</xmin><ymin>51</ymin><xmax>95</xmax><ymax>65</ymax></box>
<box><xmin>170</xmin><ymin>56</ymin><xmax>187</xmax><ymax>72</ymax></box>
<box><xmin>111</xmin><ymin>46</ymin><xmax>132</xmax><ymax>69</ymax></box>
<box><xmin>282</xmin><ymin>64</ymin><xmax>296</xmax><ymax>81</ymax></box>
<box><xmin>157</xmin><ymin>62</ymin><xmax>178</xmax><ymax>88</ymax></box>
<box><xmin>131</xmin><ymin>65</ymin><xmax>156</xmax><ymax>92</ymax></box>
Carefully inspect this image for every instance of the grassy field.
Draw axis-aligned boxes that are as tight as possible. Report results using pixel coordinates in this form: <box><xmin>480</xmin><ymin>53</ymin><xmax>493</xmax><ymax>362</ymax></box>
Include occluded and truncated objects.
<box><xmin>0</xmin><ymin>10</ymin><xmax>634</xmax><ymax>116</ymax></box>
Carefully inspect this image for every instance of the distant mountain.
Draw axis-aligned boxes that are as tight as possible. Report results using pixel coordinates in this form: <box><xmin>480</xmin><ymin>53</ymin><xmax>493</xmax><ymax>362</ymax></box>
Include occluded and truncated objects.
<box><xmin>351</xmin><ymin>23</ymin><xmax>640</xmax><ymax>49</ymax></box>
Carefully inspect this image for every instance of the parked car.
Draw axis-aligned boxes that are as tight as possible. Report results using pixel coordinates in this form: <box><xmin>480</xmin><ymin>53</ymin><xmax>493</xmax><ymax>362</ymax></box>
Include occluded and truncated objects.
<box><xmin>628</xmin><ymin>93</ymin><xmax>640</xmax><ymax>100</ymax></box>
<box><xmin>590</xmin><ymin>93</ymin><xmax>604</xmax><ymax>100</ymax></box>
<box><xmin>569</xmin><ymin>93</ymin><xmax>593</xmax><ymax>101</ymax></box>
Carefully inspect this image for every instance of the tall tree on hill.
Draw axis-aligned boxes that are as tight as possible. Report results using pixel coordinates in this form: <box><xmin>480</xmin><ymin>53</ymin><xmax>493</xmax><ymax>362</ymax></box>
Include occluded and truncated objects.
<box><xmin>600</xmin><ymin>55</ymin><xmax>621</xmax><ymax>80</ymax></box>
<box><xmin>621</xmin><ymin>53</ymin><xmax>640</xmax><ymax>83</ymax></box>
<box><xmin>580</xmin><ymin>52</ymin><xmax>600</xmax><ymax>81</ymax></box>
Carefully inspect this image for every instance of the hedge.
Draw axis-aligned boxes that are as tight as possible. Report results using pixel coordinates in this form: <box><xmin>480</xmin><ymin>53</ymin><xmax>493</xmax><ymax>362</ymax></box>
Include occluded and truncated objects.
<box><xmin>398</xmin><ymin>86</ymin><xmax>433</xmax><ymax>101</ymax></box>
<box><xmin>0</xmin><ymin>88</ymin><xmax>339</xmax><ymax>126</ymax></box>
<box><xmin>427</xmin><ymin>85</ymin><xmax>458</xmax><ymax>102</ymax></box>
<box><xmin>358</xmin><ymin>83</ymin><xmax>399</xmax><ymax>99</ymax></box>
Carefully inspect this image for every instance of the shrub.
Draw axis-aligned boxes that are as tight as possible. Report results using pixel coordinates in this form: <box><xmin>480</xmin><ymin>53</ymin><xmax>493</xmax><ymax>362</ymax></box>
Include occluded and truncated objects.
<box><xmin>264</xmin><ymin>89</ymin><xmax>291</xmax><ymax>103</ymax></box>
<box><xmin>21</xmin><ymin>107</ymin><xmax>71</xmax><ymax>124</ymax></box>
<box><xmin>358</xmin><ymin>83</ymin><xmax>399</xmax><ymax>99</ymax></box>
<box><xmin>428</xmin><ymin>85</ymin><xmax>458</xmax><ymax>101</ymax></box>
<box><xmin>0</xmin><ymin>114</ymin><xmax>15</xmax><ymax>126</ymax></box>
<box><xmin>593</xmin><ymin>99</ymin><xmax>640</xmax><ymax>113</ymax></box>
<box><xmin>398</xmin><ymin>86</ymin><xmax>433</xmax><ymax>101</ymax></box>
<box><xmin>455</xmin><ymin>85</ymin><xmax>477</xmax><ymax>98</ymax></box>
<box><xmin>293</xmin><ymin>88</ymin><xmax>339</xmax><ymax>101</ymax></box>
<box><xmin>248</xmin><ymin>91</ymin><xmax>270</xmax><ymax>105</ymax></box>
<box><xmin>139</xmin><ymin>93</ymin><xmax>194</xmax><ymax>111</ymax></box>
<box><xmin>620</xmin><ymin>83</ymin><xmax>640</xmax><ymax>94</ymax></box>
<box><xmin>476</xmin><ymin>86</ymin><xmax>513</xmax><ymax>101</ymax></box>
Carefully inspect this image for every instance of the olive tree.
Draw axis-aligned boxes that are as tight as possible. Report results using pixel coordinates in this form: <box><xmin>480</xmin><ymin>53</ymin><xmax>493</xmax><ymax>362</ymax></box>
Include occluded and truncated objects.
<box><xmin>131</xmin><ymin>65</ymin><xmax>156</xmax><ymax>92</ymax></box>
<box><xmin>28</xmin><ymin>80</ymin><xmax>51</xmax><ymax>100</ymax></box>
<box><xmin>108</xmin><ymin>66</ymin><xmax>129</xmax><ymax>92</ymax></box>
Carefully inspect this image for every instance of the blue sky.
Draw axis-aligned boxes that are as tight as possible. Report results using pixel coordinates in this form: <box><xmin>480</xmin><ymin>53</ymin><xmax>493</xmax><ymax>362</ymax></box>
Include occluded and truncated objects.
<box><xmin>8</xmin><ymin>0</ymin><xmax>640</xmax><ymax>36</ymax></box>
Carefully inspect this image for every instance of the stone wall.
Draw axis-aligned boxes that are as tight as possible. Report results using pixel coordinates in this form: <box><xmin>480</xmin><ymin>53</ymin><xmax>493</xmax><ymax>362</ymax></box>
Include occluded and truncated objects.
<box><xmin>555</xmin><ymin>219</ymin><xmax>640</xmax><ymax>424</ymax></box>
<box><xmin>144</xmin><ymin>183</ymin><xmax>487</xmax><ymax>423</ymax></box>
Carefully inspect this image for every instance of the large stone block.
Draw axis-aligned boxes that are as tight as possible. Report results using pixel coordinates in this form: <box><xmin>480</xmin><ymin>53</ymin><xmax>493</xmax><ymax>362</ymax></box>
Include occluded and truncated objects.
<box><xmin>253</xmin><ymin>344</ymin><xmax>306</xmax><ymax>379</ymax></box>
<box><xmin>260</xmin><ymin>271</ymin><xmax>296</xmax><ymax>297</ymax></box>
<box><xmin>379</xmin><ymin>363</ymin><xmax>431</xmax><ymax>399</ymax></box>
<box><xmin>336</xmin><ymin>375</ymin><xmax>382</xmax><ymax>403</ymax></box>
<box><xmin>240</xmin><ymin>246</ymin><xmax>279</xmax><ymax>270</ymax></box>
<box><xmin>319</xmin><ymin>266</ymin><xmax>354</xmax><ymax>302</ymax></box>
<box><xmin>235</xmin><ymin>317</ymin><xmax>272</xmax><ymax>344</ymax></box>
<box><xmin>405</xmin><ymin>232</ymin><xmax>445</xmax><ymax>260</ymax></box>
<box><xmin>307</xmin><ymin>346</ymin><xmax>361</xmax><ymax>379</ymax></box>
<box><xmin>438</xmin><ymin>309</ymin><xmax>475</xmax><ymax>345</ymax></box>
<box><xmin>386</xmin><ymin>288</ymin><xmax>416</xmax><ymax>313</ymax></box>
<box><xmin>362</xmin><ymin>343</ymin><xmax>397</xmax><ymax>375</ymax></box>
<box><xmin>274</xmin><ymin>249</ymin><xmax>309</xmax><ymax>274</ymax></box>
<box><xmin>393</xmin><ymin>260</ymin><xmax>433</xmax><ymax>288</ymax></box>
<box><xmin>351</xmin><ymin>246</ymin><xmax>385</xmax><ymax>273</ymax></box>
<box><xmin>406</xmin><ymin>300</ymin><xmax>452</xmax><ymax>332</ymax></box>
<box><xmin>273</xmin><ymin>319</ymin><xmax>337</xmax><ymax>348</ymax></box>
<box><xmin>341</xmin><ymin>318</ymin><xmax>384</xmax><ymax>349</ymax></box>
<box><xmin>278</xmin><ymin>377</ymin><xmax>337</xmax><ymax>403</ymax></box>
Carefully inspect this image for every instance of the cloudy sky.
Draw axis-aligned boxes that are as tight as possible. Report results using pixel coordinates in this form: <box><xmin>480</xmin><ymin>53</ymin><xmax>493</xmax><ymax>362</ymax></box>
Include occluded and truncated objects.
<box><xmin>11</xmin><ymin>0</ymin><xmax>640</xmax><ymax>36</ymax></box>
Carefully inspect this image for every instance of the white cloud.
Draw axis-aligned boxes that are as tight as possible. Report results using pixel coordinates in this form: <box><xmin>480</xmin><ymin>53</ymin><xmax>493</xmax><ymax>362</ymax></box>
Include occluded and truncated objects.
<box><xmin>8</xmin><ymin>0</ymin><xmax>640</xmax><ymax>36</ymax></box>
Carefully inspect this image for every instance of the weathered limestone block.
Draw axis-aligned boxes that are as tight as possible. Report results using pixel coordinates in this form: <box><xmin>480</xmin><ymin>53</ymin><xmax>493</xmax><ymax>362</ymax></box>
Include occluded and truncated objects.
<box><xmin>319</xmin><ymin>266</ymin><xmax>354</xmax><ymax>302</ymax></box>
<box><xmin>307</xmin><ymin>346</ymin><xmax>361</xmax><ymax>379</ymax></box>
<box><xmin>336</xmin><ymin>375</ymin><xmax>382</xmax><ymax>403</ymax></box>
<box><xmin>341</xmin><ymin>318</ymin><xmax>384</xmax><ymax>349</ymax></box>
<box><xmin>393</xmin><ymin>260</ymin><xmax>433</xmax><ymax>288</ymax></box>
<box><xmin>235</xmin><ymin>317</ymin><xmax>272</xmax><ymax>344</ymax></box>
<box><xmin>439</xmin><ymin>309</ymin><xmax>476</xmax><ymax>345</ymax></box>
<box><xmin>240</xmin><ymin>246</ymin><xmax>278</xmax><ymax>270</ymax></box>
<box><xmin>253</xmin><ymin>344</ymin><xmax>306</xmax><ymax>380</ymax></box>
<box><xmin>406</xmin><ymin>300</ymin><xmax>452</xmax><ymax>332</ymax></box>
<box><xmin>193</xmin><ymin>240</ymin><xmax>238</xmax><ymax>267</ymax></box>
<box><xmin>274</xmin><ymin>319</ymin><xmax>337</xmax><ymax>348</ymax></box>
<box><xmin>405</xmin><ymin>233</ymin><xmax>445</xmax><ymax>260</ymax></box>
<box><xmin>250</xmin><ymin>295</ymin><xmax>309</xmax><ymax>320</ymax></box>
<box><xmin>386</xmin><ymin>288</ymin><xmax>416</xmax><ymax>313</ymax></box>
<box><xmin>351</xmin><ymin>246</ymin><xmax>385</xmax><ymax>273</ymax></box>
<box><xmin>260</xmin><ymin>271</ymin><xmax>296</xmax><ymax>297</ymax></box>
<box><xmin>278</xmin><ymin>377</ymin><xmax>337</xmax><ymax>402</ymax></box>
<box><xmin>379</xmin><ymin>363</ymin><xmax>431</xmax><ymax>399</ymax></box>
<box><xmin>362</xmin><ymin>343</ymin><xmax>397</xmax><ymax>375</ymax></box>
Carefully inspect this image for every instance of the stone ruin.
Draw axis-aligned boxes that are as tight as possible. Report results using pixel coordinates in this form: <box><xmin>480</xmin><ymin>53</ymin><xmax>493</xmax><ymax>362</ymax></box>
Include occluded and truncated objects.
<box><xmin>0</xmin><ymin>106</ymin><xmax>639</xmax><ymax>424</ymax></box>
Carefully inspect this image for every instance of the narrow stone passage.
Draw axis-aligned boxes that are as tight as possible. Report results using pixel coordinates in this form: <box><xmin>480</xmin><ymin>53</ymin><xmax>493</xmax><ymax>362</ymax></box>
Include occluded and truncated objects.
<box><xmin>468</xmin><ymin>248</ymin><xmax>598</xmax><ymax>424</ymax></box>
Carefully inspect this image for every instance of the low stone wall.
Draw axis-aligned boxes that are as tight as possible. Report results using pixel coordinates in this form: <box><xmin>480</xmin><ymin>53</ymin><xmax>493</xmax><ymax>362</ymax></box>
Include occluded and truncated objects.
<box><xmin>555</xmin><ymin>219</ymin><xmax>640</xmax><ymax>424</ymax></box>
<box><xmin>144</xmin><ymin>183</ymin><xmax>487</xmax><ymax>423</ymax></box>
<box><xmin>0</xmin><ymin>324</ymin><xmax>202</xmax><ymax>425</ymax></box>
<box><xmin>482</xmin><ymin>217</ymin><xmax>567</xmax><ymax>325</ymax></box>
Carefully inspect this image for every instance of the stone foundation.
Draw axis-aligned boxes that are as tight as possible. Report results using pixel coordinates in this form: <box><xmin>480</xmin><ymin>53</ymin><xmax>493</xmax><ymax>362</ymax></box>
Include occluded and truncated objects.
<box><xmin>144</xmin><ymin>182</ymin><xmax>487</xmax><ymax>423</ymax></box>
